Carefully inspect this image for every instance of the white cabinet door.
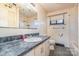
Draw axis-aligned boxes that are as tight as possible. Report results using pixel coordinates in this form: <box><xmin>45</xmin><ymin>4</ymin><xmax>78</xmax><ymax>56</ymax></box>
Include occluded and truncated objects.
<box><xmin>45</xmin><ymin>40</ymin><xmax>50</xmax><ymax>56</ymax></box>
<box><xmin>35</xmin><ymin>40</ymin><xmax>50</xmax><ymax>56</ymax></box>
<box><xmin>24</xmin><ymin>49</ymin><xmax>35</xmax><ymax>56</ymax></box>
<box><xmin>8</xmin><ymin>10</ymin><xmax>17</xmax><ymax>27</ymax></box>
<box><xmin>41</xmin><ymin>42</ymin><xmax>46</xmax><ymax>56</ymax></box>
<box><xmin>34</xmin><ymin>44</ymin><xmax>42</xmax><ymax>56</ymax></box>
<box><xmin>0</xmin><ymin>5</ymin><xmax>8</xmax><ymax>27</ymax></box>
<box><xmin>7</xmin><ymin>7</ymin><xmax>19</xmax><ymax>28</ymax></box>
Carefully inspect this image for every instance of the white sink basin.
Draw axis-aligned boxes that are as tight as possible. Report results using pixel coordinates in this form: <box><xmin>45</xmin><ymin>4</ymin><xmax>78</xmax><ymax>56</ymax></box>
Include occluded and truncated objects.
<box><xmin>24</xmin><ymin>37</ymin><xmax>42</xmax><ymax>42</ymax></box>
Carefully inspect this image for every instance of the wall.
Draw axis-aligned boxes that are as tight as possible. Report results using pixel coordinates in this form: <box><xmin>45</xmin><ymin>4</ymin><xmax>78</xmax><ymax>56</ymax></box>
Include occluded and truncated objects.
<box><xmin>35</xmin><ymin>4</ymin><xmax>47</xmax><ymax>35</ymax></box>
<box><xmin>47</xmin><ymin>4</ymin><xmax>78</xmax><ymax>55</ymax></box>
<box><xmin>69</xmin><ymin>4</ymin><xmax>78</xmax><ymax>55</ymax></box>
<box><xmin>0</xmin><ymin>28</ymin><xmax>38</xmax><ymax>37</ymax></box>
<box><xmin>78</xmin><ymin>4</ymin><xmax>79</xmax><ymax>56</ymax></box>
<box><xmin>78</xmin><ymin>3</ymin><xmax>79</xmax><ymax>55</ymax></box>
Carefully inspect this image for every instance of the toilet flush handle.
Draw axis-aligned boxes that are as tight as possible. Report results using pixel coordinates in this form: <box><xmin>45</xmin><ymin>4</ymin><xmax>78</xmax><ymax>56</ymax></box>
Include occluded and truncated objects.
<box><xmin>60</xmin><ymin>33</ymin><xmax>63</xmax><ymax>37</ymax></box>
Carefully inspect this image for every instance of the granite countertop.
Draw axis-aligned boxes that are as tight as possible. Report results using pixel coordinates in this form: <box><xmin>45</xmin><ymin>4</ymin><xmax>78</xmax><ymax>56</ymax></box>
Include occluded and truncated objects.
<box><xmin>0</xmin><ymin>36</ymin><xmax>50</xmax><ymax>56</ymax></box>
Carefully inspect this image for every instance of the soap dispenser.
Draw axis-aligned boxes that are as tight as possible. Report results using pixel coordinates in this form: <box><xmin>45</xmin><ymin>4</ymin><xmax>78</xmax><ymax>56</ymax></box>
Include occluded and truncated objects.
<box><xmin>20</xmin><ymin>35</ymin><xmax>25</xmax><ymax>41</ymax></box>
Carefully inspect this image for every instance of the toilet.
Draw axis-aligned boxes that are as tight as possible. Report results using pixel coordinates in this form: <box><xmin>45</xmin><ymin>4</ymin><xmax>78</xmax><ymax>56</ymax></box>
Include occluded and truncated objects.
<box><xmin>49</xmin><ymin>39</ymin><xmax>55</xmax><ymax>50</ymax></box>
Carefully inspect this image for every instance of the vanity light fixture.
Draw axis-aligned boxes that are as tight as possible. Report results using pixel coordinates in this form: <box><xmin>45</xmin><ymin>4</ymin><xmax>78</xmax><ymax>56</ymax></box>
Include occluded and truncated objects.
<box><xmin>4</xmin><ymin>3</ymin><xmax>16</xmax><ymax>8</ymax></box>
<box><xmin>30</xmin><ymin>3</ymin><xmax>35</xmax><ymax>7</ymax></box>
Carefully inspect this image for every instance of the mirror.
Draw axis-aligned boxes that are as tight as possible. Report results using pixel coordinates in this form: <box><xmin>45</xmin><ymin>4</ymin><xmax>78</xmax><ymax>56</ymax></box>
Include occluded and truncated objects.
<box><xmin>0</xmin><ymin>3</ymin><xmax>38</xmax><ymax>29</ymax></box>
<box><xmin>18</xmin><ymin>3</ymin><xmax>38</xmax><ymax>29</ymax></box>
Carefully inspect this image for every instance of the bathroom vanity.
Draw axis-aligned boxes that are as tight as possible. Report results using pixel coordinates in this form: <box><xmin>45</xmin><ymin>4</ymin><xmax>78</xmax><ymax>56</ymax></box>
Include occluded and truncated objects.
<box><xmin>0</xmin><ymin>34</ymin><xmax>50</xmax><ymax>56</ymax></box>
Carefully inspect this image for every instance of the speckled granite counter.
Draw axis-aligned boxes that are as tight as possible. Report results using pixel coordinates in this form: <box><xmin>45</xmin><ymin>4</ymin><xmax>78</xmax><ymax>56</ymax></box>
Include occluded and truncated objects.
<box><xmin>0</xmin><ymin>36</ymin><xmax>50</xmax><ymax>56</ymax></box>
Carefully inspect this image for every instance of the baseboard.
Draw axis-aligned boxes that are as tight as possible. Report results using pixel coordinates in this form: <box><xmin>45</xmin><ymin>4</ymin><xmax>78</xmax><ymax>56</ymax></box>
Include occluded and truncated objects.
<box><xmin>55</xmin><ymin>43</ymin><xmax>65</xmax><ymax>47</ymax></box>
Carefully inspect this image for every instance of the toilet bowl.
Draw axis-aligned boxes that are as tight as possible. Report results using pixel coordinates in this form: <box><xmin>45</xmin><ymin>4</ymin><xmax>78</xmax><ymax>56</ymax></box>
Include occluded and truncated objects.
<box><xmin>49</xmin><ymin>39</ymin><xmax>55</xmax><ymax>50</ymax></box>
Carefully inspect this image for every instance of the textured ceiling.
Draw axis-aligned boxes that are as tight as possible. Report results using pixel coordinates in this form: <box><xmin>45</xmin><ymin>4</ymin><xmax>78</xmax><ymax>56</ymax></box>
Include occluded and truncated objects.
<box><xmin>39</xmin><ymin>3</ymin><xmax>75</xmax><ymax>13</ymax></box>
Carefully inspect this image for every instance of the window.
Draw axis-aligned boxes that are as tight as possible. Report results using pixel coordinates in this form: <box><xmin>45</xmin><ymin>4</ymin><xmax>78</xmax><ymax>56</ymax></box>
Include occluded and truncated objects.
<box><xmin>57</xmin><ymin>19</ymin><xmax>64</xmax><ymax>24</ymax></box>
<box><xmin>50</xmin><ymin>14</ymin><xmax>64</xmax><ymax>25</ymax></box>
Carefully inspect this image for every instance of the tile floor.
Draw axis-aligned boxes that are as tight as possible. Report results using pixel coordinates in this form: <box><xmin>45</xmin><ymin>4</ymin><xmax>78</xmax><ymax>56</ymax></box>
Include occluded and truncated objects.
<box><xmin>49</xmin><ymin>45</ymin><xmax>73</xmax><ymax>56</ymax></box>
